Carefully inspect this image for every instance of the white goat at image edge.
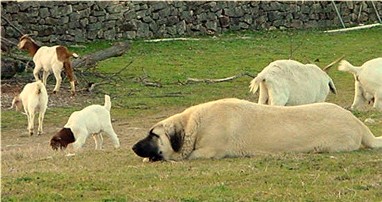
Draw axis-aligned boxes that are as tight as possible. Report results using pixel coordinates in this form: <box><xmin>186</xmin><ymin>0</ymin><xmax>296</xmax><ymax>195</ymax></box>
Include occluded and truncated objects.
<box><xmin>338</xmin><ymin>57</ymin><xmax>382</xmax><ymax>111</ymax></box>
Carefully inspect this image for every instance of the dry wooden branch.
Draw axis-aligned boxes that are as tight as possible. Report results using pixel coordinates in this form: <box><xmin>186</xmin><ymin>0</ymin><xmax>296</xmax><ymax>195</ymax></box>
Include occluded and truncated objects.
<box><xmin>135</xmin><ymin>75</ymin><xmax>162</xmax><ymax>87</ymax></box>
<box><xmin>72</xmin><ymin>41</ymin><xmax>130</xmax><ymax>69</ymax></box>
<box><xmin>322</xmin><ymin>55</ymin><xmax>345</xmax><ymax>72</ymax></box>
<box><xmin>1</xmin><ymin>15</ymin><xmax>25</xmax><ymax>36</ymax></box>
<box><xmin>184</xmin><ymin>72</ymin><xmax>255</xmax><ymax>84</ymax></box>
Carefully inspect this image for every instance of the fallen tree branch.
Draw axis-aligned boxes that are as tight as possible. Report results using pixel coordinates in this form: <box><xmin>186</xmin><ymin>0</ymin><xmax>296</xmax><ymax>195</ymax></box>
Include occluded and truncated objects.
<box><xmin>73</xmin><ymin>41</ymin><xmax>130</xmax><ymax>69</ymax></box>
<box><xmin>1</xmin><ymin>15</ymin><xmax>25</xmax><ymax>36</ymax></box>
<box><xmin>110</xmin><ymin>60</ymin><xmax>134</xmax><ymax>77</ymax></box>
<box><xmin>183</xmin><ymin>72</ymin><xmax>256</xmax><ymax>84</ymax></box>
<box><xmin>135</xmin><ymin>75</ymin><xmax>162</xmax><ymax>87</ymax></box>
<box><xmin>75</xmin><ymin>60</ymin><xmax>135</xmax><ymax>93</ymax></box>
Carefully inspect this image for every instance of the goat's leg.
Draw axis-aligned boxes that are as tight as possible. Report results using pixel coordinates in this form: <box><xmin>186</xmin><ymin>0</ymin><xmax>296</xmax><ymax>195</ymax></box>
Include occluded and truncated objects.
<box><xmin>70</xmin><ymin>81</ymin><xmax>76</xmax><ymax>96</ymax></box>
<box><xmin>268</xmin><ymin>88</ymin><xmax>288</xmax><ymax>106</ymax></box>
<box><xmin>33</xmin><ymin>64</ymin><xmax>42</xmax><ymax>81</ymax></box>
<box><xmin>258</xmin><ymin>82</ymin><xmax>269</xmax><ymax>105</ymax></box>
<box><xmin>351</xmin><ymin>81</ymin><xmax>367</xmax><ymax>110</ymax></box>
<box><xmin>28</xmin><ymin>112</ymin><xmax>35</xmax><ymax>136</ymax></box>
<box><xmin>42</xmin><ymin>71</ymin><xmax>50</xmax><ymax>86</ymax></box>
<box><xmin>92</xmin><ymin>133</ymin><xmax>104</xmax><ymax>150</ymax></box>
<box><xmin>71</xmin><ymin>130</ymin><xmax>88</xmax><ymax>152</ymax></box>
<box><xmin>52</xmin><ymin>68</ymin><xmax>62</xmax><ymax>94</ymax></box>
<box><xmin>63</xmin><ymin>61</ymin><xmax>76</xmax><ymax>95</ymax></box>
<box><xmin>37</xmin><ymin>111</ymin><xmax>45</xmax><ymax>135</ymax></box>
<box><xmin>103</xmin><ymin>125</ymin><xmax>120</xmax><ymax>149</ymax></box>
<box><xmin>25</xmin><ymin>111</ymin><xmax>32</xmax><ymax>135</ymax></box>
<box><xmin>373</xmin><ymin>90</ymin><xmax>382</xmax><ymax>111</ymax></box>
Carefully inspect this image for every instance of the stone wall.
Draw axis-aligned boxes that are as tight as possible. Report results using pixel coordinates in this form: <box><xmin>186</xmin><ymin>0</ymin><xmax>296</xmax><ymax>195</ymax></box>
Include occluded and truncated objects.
<box><xmin>1</xmin><ymin>1</ymin><xmax>381</xmax><ymax>44</ymax></box>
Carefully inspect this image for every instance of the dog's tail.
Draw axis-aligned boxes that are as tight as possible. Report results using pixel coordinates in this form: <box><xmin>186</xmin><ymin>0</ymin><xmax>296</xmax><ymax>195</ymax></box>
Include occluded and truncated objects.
<box><xmin>104</xmin><ymin>95</ymin><xmax>111</xmax><ymax>111</ymax></box>
<box><xmin>361</xmin><ymin>130</ymin><xmax>382</xmax><ymax>149</ymax></box>
<box><xmin>338</xmin><ymin>60</ymin><xmax>362</xmax><ymax>76</ymax></box>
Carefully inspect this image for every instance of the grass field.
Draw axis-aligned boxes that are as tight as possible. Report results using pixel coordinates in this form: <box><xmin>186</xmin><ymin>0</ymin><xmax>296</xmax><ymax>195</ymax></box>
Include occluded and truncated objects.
<box><xmin>1</xmin><ymin>27</ymin><xmax>382</xmax><ymax>201</ymax></box>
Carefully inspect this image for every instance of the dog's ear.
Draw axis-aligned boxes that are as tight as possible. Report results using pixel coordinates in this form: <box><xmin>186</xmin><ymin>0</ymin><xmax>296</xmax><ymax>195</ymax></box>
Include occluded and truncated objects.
<box><xmin>166</xmin><ymin>123</ymin><xmax>184</xmax><ymax>152</ymax></box>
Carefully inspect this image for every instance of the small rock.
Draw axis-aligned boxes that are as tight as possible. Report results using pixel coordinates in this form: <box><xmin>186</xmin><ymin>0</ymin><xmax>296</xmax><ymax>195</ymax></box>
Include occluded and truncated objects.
<box><xmin>364</xmin><ymin>118</ymin><xmax>375</xmax><ymax>124</ymax></box>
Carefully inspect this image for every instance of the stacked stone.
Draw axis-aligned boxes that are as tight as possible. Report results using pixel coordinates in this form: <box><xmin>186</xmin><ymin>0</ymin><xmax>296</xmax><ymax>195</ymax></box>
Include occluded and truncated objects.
<box><xmin>1</xmin><ymin>1</ymin><xmax>381</xmax><ymax>43</ymax></box>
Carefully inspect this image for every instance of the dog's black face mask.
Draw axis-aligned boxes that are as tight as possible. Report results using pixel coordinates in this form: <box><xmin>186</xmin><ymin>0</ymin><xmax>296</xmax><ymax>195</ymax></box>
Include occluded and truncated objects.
<box><xmin>132</xmin><ymin>131</ymin><xmax>163</xmax><ymax>161</ymax></box>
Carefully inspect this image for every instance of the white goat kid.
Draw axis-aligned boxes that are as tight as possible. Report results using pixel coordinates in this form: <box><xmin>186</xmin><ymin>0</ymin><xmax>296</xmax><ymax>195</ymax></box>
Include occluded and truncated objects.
<box><xmin>249</xmin><ymin>59</ymin><xmax>337</xmax><ymax>106</ymax></box>
<box><xmin>11</xmin><ymin>80</ymin><xmax>48</xmax><ymax>136</ymax></box>
<box><xmin>50</xmin><ymin>95</ymin><xmax>120</xmax><ymax>154</ymax></box>
<box><xmin>17</xmin><ymin>35</ymin><xmax>78</xmax><ymax>95</ymax></box>
<box><xmin>338</xmin><ymin>57</ymin><xmax>382</xmax><ymax>111</ymax></box>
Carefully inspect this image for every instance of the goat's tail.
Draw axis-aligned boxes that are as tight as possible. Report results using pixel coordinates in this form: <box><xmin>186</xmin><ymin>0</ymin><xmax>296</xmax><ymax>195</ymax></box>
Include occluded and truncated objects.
<box><xmin>249</xmin><ymin>76</ymin><xmax>264</xmax><ymax>94</ymax></box>
<box><xmin>72</xmin><ymin>52</ymin><xmax>79</xmax><ymax>58</ymax></box>
<box><xmin>35</xmin><ymin>80</ymin><xmax>46</xmax><ymax>95</ymax></box>
<box><xmin>56</xmin><ymin>46</ymin><xmax>79</xmax><ymax>61</ymax></box>
<box><xmin>338</xmin><ymin>60</ymin><xmax>361</xmax><ymax>75</ymax></box>
<box><xmin>104</xmin><ymin>95</ymin><xmax>111</xmax><ymax>111</ymax></box>
<box><xmin>328</xmin><ymin>78</ymin><xmax>337</xmax><ymax>95</ymax></box>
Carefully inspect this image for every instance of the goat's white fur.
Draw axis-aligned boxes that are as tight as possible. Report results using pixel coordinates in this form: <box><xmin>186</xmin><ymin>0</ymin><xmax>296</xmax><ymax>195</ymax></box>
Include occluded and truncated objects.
<box><xmin>249</xmin><ymin>59</ymin><xmax>336</xmax><ymax>106</ymax></box>
<box><xmin>338</xmin><ymin>57</ymin><xmax>382</xmax><ymax>111</ymax></box>
<box><xmin>64</xmin><ymin>95</ymin><xmax>120</xmax><ymax>151</ymax></box>
<box><xmin>11</xmin><ymin>80</ymin><xmax>48</xmax><ymax>135</ymax></box>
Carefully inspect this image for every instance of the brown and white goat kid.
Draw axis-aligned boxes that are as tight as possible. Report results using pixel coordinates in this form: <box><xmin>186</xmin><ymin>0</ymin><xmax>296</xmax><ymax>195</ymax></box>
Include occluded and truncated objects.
<box><xmin>50</xmin><ymin>95</ymin><xmax>120</xmax><ymax>155</ymax></box>
<box><xmin>338</xmin><ymin>57</ymin><xmax>382</xmax><ymax>111</ymax></box>
<box><xmin>11</xmin><ymin>80</ymin><xmax>48</xmax><ymax>136</ymax></box>
<box><xmin>17</xmin><ymin>34</ymin><xmax>78</xmax><ymax>95</ymax></box>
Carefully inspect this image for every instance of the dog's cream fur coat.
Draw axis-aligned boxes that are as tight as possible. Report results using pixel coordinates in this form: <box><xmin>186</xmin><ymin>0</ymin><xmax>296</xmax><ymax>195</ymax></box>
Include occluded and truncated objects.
<box><xmin>134</xmin><ymin>98</ymin><xmax>382</xmax><ymax>161</ymax></box>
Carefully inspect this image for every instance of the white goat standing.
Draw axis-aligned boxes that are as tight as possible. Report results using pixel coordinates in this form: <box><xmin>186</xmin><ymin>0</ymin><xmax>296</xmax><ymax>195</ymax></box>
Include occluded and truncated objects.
<box><xmin>11</xmin><ymin>80</ymin><xmax>48</xmax><ymax>136</ymax></box>
<box><xmin>338</xmin><ymin>57</ymin><xmax>382</xmax><ymax>111</ymax></box>
<box><xmin>249</xmin><ymin>59</ymin><xmax>337</xmax><ymax>106</ymax></box>
<box><xmin>17</xmin><ymin>34</ymin><xmax>78</xmax><ymax>95</ymax></box>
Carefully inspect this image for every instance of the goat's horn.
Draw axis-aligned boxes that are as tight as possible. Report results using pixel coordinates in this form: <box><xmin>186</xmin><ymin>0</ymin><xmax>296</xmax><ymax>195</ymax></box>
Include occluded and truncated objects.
<box><xmin>323</xmin><ymin>55</ymin><xmax>345</xmax><ymax>72</ymax></box>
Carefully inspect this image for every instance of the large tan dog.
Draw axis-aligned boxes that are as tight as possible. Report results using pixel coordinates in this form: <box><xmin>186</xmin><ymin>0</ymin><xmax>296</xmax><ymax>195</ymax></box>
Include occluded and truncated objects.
<box><xmin>132</xmin><ymin>98</ymin><xmax>382</xmax><ymax>161</ymax></box>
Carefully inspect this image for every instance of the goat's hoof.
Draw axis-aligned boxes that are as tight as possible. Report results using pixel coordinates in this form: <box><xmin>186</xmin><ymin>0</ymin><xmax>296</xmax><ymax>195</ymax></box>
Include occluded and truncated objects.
<box><xmin>29</xmin><ymin>132</ymin><xmax>34</xmax><ymax>136</ymax></box>
<box><xmin>37</xmin><ymin>132</ymin><xmax>43</xmax><ymax>136</ymax></box>
<box><xmin>52</xmin><ymin>91</ymin><xmax>57</xmax><ymax>94</ymax></box>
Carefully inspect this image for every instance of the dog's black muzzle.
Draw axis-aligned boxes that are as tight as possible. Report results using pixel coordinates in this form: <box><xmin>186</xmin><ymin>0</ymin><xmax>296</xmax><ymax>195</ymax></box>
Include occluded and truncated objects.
<box><xmin>132</xmin><ymin>136</ymin><xmax>163</xmax><ymax>161</ymax></box>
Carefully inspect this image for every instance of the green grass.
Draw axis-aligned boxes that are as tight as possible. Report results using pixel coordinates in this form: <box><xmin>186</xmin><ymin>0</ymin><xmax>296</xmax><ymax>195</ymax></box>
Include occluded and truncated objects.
<box><xmin>2</xmin><ymin>27</ymin><xmax>382</xmax><ymax>201</ymax></box>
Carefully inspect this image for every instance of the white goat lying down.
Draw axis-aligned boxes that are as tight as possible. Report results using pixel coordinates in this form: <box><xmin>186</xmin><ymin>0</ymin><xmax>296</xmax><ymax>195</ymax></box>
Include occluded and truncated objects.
<box><xmin>338</xmin><ymin>57</ymin><xmax>382</xmax><ymax>111</ymax></box>
<box><xmin>17</xmin><ymin>34</ymin><xmax>78</xmax><ymax>95</ymax></box>
<box><xmin>11</xmin><ymin>80</ymin><xmax>48</xmax><ymax>136</ymax></box>
<box><xmin>50</xmin><ymin>95</ymin><xmax>120</xmax><ymax>153</ymax></box>
<box><xmin>249</xmin><ymin>59</ymin><xmax>337</xmax><ymax>106</ymax></box>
